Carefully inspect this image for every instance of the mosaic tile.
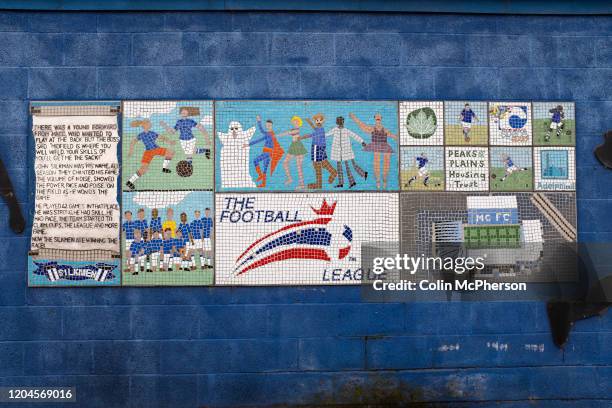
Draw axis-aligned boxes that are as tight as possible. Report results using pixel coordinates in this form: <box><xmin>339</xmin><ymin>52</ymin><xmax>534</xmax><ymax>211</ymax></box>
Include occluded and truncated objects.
<box><xmin>444</xmin><ymin>101</ymin><xmax>488</xmax><ymax>146</ymax></box>
<box><xmin>122</xmin><ymin>101</ymin><xmax>214</xmax><ymax>192</ymax></box>
<box><xmin>445</xmin><ymin>146</ymin><xmax>489</xmax><ymax>191</ymax></box>
<box><xmin>400</xmin><ymin>146</ymin><xmax>445</xmax><ymax>191</ymax></box>
<box><xmin>29</xmin><ymin>101</ymin><xmax>121</xmax><ymax>287</ymax></box>
<box><xmin>215</xmin><ymin>193</ymin><xmax>399</xmax><ymax>285</ymax></box>
<box><xmin>400</xmin><ymin>192</ymin><xmax>577</xmax><ymax>281</ymax></box>
<box><xmin>215</xmin><ymin>100</ymin><xmax>399</xmax><ymax>192</ymax></box>
<box><xmin>489</xmin><ymin>102</ymin><xmax>532</xmax><ymax>146</ymax></box>
<box><xmin>400</xmin><ymin>101</ymin><xmax>444</xmax><ymax>146</ymax></box>
<box><xmin>121</xmin><ymin>190</ymin><xmax>214</xmax><ymax>286</ymax></box>
<box><xmin>489</xmin><ymin>147</ymin><xmax>533</xmax><ymax>191</ymax></box>
<box><xmin>534</xmin><ymin>146</ymin><xmax>576</xmax><ymax>191</ymax></box>
<box><xmin>532</xmin><ymin>102</ymin><xmax>576</xmax><ymax>146</ymax></box>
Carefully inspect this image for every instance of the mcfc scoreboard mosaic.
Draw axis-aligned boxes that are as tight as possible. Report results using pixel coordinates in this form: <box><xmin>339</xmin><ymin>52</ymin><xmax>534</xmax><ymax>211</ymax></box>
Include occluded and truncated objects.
<box><xmin>28</xmin><ymin>100</ymin><xmax>577</xmax><ymax>286</ymax></box>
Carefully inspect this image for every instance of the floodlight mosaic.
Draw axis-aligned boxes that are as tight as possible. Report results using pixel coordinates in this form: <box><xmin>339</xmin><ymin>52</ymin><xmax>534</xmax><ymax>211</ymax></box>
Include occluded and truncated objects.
<box><xmin>215</xmin><ymin>193</ymin><xmax>399</xmax><ymax>285</ymax></box>
<box><xmin>400</xmin><ymin>101</ymin><xmax>444</xmax><ymax>146</ymax></box>
<box><xmin>215</xmin><ymin>100</ymin><xmax>399</xmax><ymax>191</ymax></box>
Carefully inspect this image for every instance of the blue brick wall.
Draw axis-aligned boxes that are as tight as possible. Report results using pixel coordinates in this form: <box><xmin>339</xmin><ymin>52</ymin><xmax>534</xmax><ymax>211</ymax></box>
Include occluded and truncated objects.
<box><xmin>0</xmin><ymin>10</ymin><xmax>610</xmax><ymax>407</ymax></box>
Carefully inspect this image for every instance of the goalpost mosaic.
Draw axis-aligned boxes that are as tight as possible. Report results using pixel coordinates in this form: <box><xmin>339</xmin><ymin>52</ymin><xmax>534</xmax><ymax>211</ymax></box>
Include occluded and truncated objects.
<box><xmin>28</xmin><ymin>100</ymin><xmax>577</xmax><ymax>286</ymax></box>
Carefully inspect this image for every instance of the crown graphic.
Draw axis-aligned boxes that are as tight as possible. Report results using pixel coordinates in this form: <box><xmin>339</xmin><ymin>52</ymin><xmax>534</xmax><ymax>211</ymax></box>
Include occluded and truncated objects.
<box><xmin>311</xmin><ymin>199</ymin><xmax>337</xmax><ymax>216</ymax></box>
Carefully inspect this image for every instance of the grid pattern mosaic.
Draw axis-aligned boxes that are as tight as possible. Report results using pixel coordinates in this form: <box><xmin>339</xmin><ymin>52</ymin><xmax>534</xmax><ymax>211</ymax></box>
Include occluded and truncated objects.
<box><xmin>29</xmin><ymin>100</ymin><xmax>577</xmax><ymax>286</ymax></box>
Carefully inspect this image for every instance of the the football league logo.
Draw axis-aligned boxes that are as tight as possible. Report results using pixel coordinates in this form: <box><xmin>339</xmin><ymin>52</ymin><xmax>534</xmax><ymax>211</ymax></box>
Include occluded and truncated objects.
<box><xmin>234</xmin><ymin>199</ymin><xmax>353</xmax><ymax>275</ymax></box>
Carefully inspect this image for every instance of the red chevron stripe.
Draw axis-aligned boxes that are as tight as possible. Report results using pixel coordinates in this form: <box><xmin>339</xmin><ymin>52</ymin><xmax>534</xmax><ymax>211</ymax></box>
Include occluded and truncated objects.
<box><xmin>236</xmin><ymin>248</ymin><xmax>331</xmax><ymax>275</ymax></box>
<box><xmin>236</xmin><ymin>217</ymin><xmax>332</xmax><ymax>262</ymax></box>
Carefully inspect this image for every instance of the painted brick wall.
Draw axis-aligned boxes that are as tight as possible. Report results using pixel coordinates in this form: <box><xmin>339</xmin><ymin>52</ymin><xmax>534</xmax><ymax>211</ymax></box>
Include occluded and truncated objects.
<box><xmin>0</xmin><ymin>10</ymin><xmax>611</xmax><ymax>407</ymax></box>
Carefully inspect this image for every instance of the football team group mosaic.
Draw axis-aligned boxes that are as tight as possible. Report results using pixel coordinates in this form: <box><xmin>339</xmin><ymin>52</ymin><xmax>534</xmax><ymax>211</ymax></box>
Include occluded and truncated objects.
<box><xmin>33</xmin><ymin>100</ymin><xmax>578</xmax><ymax>286</ymax></box>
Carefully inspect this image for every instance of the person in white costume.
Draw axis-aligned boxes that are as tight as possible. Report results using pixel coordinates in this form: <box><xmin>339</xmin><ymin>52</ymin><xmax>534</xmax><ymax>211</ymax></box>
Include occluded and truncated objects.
<box><xmin>327</xmin><ymin>116</ymin><xmax>368</xmax><ymax>188</ymax></box>
<box><xmin>217</xmin><ymin>121</ymin><xmax>257</xmax><ymax>188</ymax></box>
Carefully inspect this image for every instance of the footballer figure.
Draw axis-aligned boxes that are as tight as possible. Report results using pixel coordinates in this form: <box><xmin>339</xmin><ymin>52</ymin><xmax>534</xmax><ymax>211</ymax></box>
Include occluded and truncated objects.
<box><xmin>161</xmin><ymin>228</ymin><xmax>176</xmax><ymax>272</ymax></box>
<box><xmin>150</xmin><ymin>208</ymin><xmax>162</xmax><ymax>238</ymax></box>
<box><xmin>163</xmin><ymin>208</ymin><xmax>177</xmax><ymax>238</ymax></box>
<box><xmin>459</xmin><ymin>103</ymin><xmax>478</xmax><ymax>142</ymax></box>
<box><xmin>545</xmin><ymin>105</ymin><xmax>565</xmax><ymax>142</ymax></box>
<box><xmin>177</xmin><ymin>212</ymin><xmax>196</xmax><ymax>271</ymax></box>
<box><xmin>129</xmin><ymin>229</ymin><xmax>146</xmax><ymax>275</ymax></box>
<box><xmin>190</xmin><ymin>210</ymin><xmax>206</xmax><ymax>269</ymax></box>
<box><xmin>134</xmin><ymin>208</ymin><xmax>148</xmax><ymax>240</ymax></box>
<box><xmin>202</xmin><ymin>208</ymin><xmax>214</xmax><ymax>268</ymax></box>
<box><xmin>173</xmin><ymin>229</ymin><xmax>187</xmax><ymax>272</ymax></box>
<box><xmin>122</xmin><ymin>210</ymin><xmax>136</xmax><ymax>266</ymax></box>
<box><xmin>160</xmin><ymin>107</ymin><xmax>211</xmax><ymax>163</ymax></box>
<box><xmin>146</xmin><ymin>230</ymin><xmax>163</xmax><ymax>273</ymax></box>
<box><xmin>407</xmin><ymin>153</ymin><xmax>430</xmax><ymax>187</ymax></box>
<box><xmin>499</xmin><ymin>154</ymin><xmax>528</xmax><ymax>182</ymax></box>
<box><xmin>126</xmin><ymin>119</ymin><xmax>175</xmax><ymax>191</ymax></box>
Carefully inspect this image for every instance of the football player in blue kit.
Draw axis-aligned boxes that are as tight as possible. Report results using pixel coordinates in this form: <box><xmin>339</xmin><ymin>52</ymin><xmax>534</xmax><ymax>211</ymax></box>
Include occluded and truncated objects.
<box><xmin>408</xmin><ymin>153</ymin><xmax>430</xmax><ymax>187</ymax></box>
<box><xmin>500</xmin><ymin>154</ymin><xmax>528</xmax><ymax>182</ymax></box>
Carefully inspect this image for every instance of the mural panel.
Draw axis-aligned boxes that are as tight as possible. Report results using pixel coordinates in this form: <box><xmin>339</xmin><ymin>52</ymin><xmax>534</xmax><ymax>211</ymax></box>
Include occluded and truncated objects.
<box><xmin>215</xmin><ymin>100</ymin><xmax>399</xmax><ymax>191</ymax></box>
<box><xmin>215</xmin><ymin>193</ymin><xmax>399</xmax><ymax>285</ymax></box>
<box><xmin>29</xmin><ymin>102</ymin><xmax>121</xmax><ymax>286</ymax></box>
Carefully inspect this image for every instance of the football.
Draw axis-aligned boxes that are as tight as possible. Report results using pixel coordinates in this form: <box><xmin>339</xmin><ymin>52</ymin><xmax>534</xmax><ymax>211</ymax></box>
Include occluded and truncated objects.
<box><xmin>176</xmin><ymin>160</ymin><xmax>193</xmax><ymax>177</ymax></box>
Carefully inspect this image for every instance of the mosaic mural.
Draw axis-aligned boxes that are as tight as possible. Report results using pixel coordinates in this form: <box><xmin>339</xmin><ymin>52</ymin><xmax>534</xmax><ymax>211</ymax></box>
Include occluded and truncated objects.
<box><xmin>401</xmin><ymin>101</ymin><xmax>576</xmax><ymax>193</ymax></box>
<box><xmin>400</xmin><ymin>192</ymin><xmax>577</xmax><ymax>282</ymax></box>
<box><xmin>29</xmin><ymin>100</ymin><xmax>577</xmax><ymax>286</ymax></box>
<box><xmin>215</xmin><ymin>193</ymin><xmax>399</xmax><ymax>285</ymax></box>
<box><xmin>215</xmin><ymin>100</ymin><xmax>399</xmax><ymax>191</ymax></box>
<box><xmin>121</xmin><ymin>191</ymin><xmax>214</xmax><ymax>286</ymax></box>
<box><xmin>29</xmin><ymin>102</ymin><xmax>121</xmax><ymax>286</ymax></box>
<box><xmin>397</xmin><ymin>101</ymin><xmax>577</xmax><ymax>291</ymax></box>
<box><xmin>122</xmin><ymin>101</ymin><xmax>214</xmax><ymax>192</ymax></box>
